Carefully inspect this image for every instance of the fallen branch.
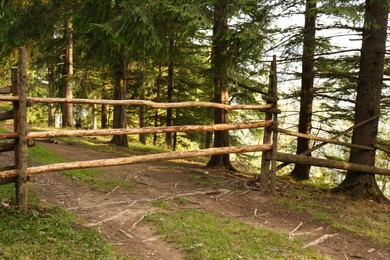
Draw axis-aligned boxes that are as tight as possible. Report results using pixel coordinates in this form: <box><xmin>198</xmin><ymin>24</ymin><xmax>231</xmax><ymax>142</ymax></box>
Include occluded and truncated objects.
<box><xmin>129</xmin><ymin>215</ymin><xmax>146</xmax><ymax>231</ymax></box>
<box><xmin>118</xmin><ymin>228</ymin><xmax>134</xmax><ymax>239</ymax></box>
<box><xmin>105</xmin><ymin>186</ymin><xmax>120</xmax><ymax>197</ymax></box>
<box><xmin>85</xmin><ymin>209</ymin><xmax>132</xmax><ymax>227</ymax></box>
<box><xmin>294</xmin><ymin>227</ymin><xmax>323</xmax><ymax>236</ymax></box>
<box><xmin>288</xmin><ymin>222</ymin><xmax>303</xmax><ymax>241</ymax></box>
<box><xmin>303</xmin><ymin>233</ymin><xmax>338</xmax><ymax>248</ymax></box>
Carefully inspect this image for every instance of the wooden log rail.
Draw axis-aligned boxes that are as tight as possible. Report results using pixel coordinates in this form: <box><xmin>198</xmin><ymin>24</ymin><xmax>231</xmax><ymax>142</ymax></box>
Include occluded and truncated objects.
<box><xmin>276</xmin><ymin>127</ymin><xmax>375</xmax><ymax>151</ymax></box>
<box><xmin>0</xmin><ymin>144</ymin><xmax>272</xmax><ymax>179</ymax></box>
<box><xmin>0</xmin><ymin>121</ymin><xmax>273</xmax><ymax>140</ymax></box>
<box><xmin>269</xmin><ymin>152</ymin><xmax>390</xmax><ymax>176</ymax></box>
<box><xmin>0</xmin><ymin>96</ymin><xmax>273</xmax><ymax>111</ymax></box>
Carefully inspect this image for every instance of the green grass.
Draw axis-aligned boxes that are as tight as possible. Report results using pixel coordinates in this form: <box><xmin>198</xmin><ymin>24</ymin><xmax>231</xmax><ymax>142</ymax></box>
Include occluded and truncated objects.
<box><xmin>146</xmin><ymin>209</ymin><xmax>324</xmax><ymax>260</ymax></box>
<box><xmin>28</xmin><ymin>143</ymin><xmax>137</xmax><ymax>192</ymax></box>
<box><xmin>277</xmin><ymin>181</ymin><xmax>390</xmax><ymax>249</ymax></box>
<box><xmin>0</xmin><ymin>205</ymin><xmax>120</xmax><ymax>259</ymax></box>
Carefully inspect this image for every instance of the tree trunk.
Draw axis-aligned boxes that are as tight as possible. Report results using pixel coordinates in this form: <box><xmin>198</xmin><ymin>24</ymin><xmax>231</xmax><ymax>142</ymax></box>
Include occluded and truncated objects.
<box><xmin>139</xmin><ymin>84</ymin><xmax>147</xmax><ymax>145</ymax></box>
<box><xmin>291</xmin><ymin>0</ymin><xmax>316</xmax><ymax>181</ymax></box>
<box><xmin>206</xmin><ymin>0</ymin><xmax>235</xmax><ymax>171</ymax></box>
<box><xmin>101</xmin><ymin>87</ymin><xmax>108</xmax><ymax>129</ymax></box>
<box><xmin>166</xmin><ymin>39</ymin><xmax>175</xmax><ymax>149</ymax></box>
<box><xmin>47</xmin><ymin>63</ymin><xmax>56</xmax><ymax>127</ymax></box>
<box><xmin>336</xmin><ymin>0</ymin><xmax>389</xmax><ymax>202</ymax></box>
<box><xmin>110</xmin><ymin>51</ymin><xmax>129</xmax><ymax>147</ymax></box>
<box><xmin>153</xmin><ymin>67</ymin><xmax>162</xmax><ymax>146</ymax></box>
<box><xmin>61</xmin><ymin>18</ymin><xmax>74</xmax><ymax>127</ymax></box>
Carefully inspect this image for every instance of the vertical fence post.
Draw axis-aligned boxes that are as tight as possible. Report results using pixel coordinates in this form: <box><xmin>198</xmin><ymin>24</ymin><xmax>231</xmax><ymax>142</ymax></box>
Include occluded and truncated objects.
<box><xmin>12</xmin><ymin>68</ymin><xmax>19</xmax><ymax>200</ymax></box>
<box><xmin>17</xmin><ymin>47</ymin><xmax>28</xmax><ymax>213</ymax></box>
<box><xmin>259</xmin><ymin>55</ymin><xmax>278</xmax><ymax>194</ymax></box>
<box><xmin>270</xmin><ymin>55</ymin><xmax>278</xmax><ymax>195</ymax></box>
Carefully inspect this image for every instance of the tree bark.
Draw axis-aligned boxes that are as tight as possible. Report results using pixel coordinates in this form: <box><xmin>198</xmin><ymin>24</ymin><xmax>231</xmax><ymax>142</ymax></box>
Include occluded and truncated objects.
<box><xmin>207</xmin><ymin>0</ymin><xmax>235</xmax><ymax>170</ymax></box>
<box><xmin>336</xmin><ymin>0</ymin><xmax>389</xmax><ymax>202</ymax></box>
<box><xmin>101</xmin><ymin>87</ymin><xmax>108</xmax><ymax>129</ymax></box>
<box><xmin>139</xmin><ymin>81</ymin><xmax>147</xmax><ymax>145</ymax></box>
<box><xmin>166</xmin><ymin>39</ymin><xmax>175</xmax><ymax>149</ymax></box>
<box><xmin>47</xmin><ymin>63</ymin><xmax>56</xmax><ymax>127</ymax></box>
<box><xmin>291</xmin><ymin>0</ymin><xmax>316</xmax><ymax>181</ymax></box>
<box><xmin>61</xmin><ymin>18</ymin><xmax>74</xmax><ymax>127</ymax></box>
<box><xmin>110</xmin><ymin>51</ymin><xmax>129</xmax><ymax>147</ymax></box>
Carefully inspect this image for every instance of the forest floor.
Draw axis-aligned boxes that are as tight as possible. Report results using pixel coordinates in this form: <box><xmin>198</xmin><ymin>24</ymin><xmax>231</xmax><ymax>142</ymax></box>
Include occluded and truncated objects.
<box><xmin>3</xmin><ymin>136</ymin><xmax>390</xmax><ymax>259</ymax></box>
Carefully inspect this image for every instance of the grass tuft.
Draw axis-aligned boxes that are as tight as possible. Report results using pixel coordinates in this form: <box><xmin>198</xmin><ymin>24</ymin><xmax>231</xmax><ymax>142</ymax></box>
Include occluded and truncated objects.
<box><xmin>0</xmin><ymin>205</ymin><xmax>120</xmax><ymax>259</ymax></box>
<box><xmin>146</xmin><ymin>209</ymin><xmax>323</xmax><ymax>259</ymax></box>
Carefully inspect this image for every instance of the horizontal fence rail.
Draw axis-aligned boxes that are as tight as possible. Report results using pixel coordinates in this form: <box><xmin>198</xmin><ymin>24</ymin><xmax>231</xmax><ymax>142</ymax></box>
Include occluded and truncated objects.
<box><xmin>0</xmin><ymin>121</ymin><xmax>273</xmax><ymax>140</ymax></box>
<box><xmin>0</xmin><ymin>96</ymin><xmax>273</xmax><ymax>111</ymax></box>
<box><xmin>0</xmin><ymin>144</ymin><xmax>273</xmax><ymax>179</ymax></box>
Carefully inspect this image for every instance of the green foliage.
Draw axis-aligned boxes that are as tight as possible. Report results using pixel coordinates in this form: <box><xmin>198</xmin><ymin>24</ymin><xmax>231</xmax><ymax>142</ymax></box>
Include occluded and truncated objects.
<box><xmin>146</xmin><ymin>209</ymin><xmax>323</xmax><ymax>259</ymax></box>
<box><xmin>0</xmin><ymin>205</ymin><xmax>119</xmax><ymax>259</ymax></box>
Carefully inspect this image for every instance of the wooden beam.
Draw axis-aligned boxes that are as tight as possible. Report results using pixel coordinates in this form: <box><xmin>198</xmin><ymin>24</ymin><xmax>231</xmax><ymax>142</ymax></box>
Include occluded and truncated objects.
<box><xmin>276</xmin><ymin>127</ymin><xmax>374</xmax><ymax>151</ymax></box>
<box><xmin>271</xmin><ymin>152</ymin><xmax>390</xmax><ymax>176</ymax></box>
<box><xmin>0</xmin><ymin>111</ymin><xmax>14</xmax><ymax>121</ymax></box>
<box><xmin>0</xmin><ymin>144</ymin><xmax>272</xmax><ymax>179</ymax></box>
<box><xmin>27</xmin><ymin>121</ymin><xmax>273</xmax><ymax>139</ymax></box>
<box><xmin>0</xmin><ymin>142</ymin><xmax>15</xmax><ymax>153</ymax></box>
<box><xmin>0</xmin><ymin>176</ymin><xmax>17</xmax><ymax>185</ymax></box>
<box><xmin>0</xmin><ymin>96</ymin><xmax>273</xmax><ymax>111</ymax></box>
<box><xmin>17</xmin><ymin>47</ymin><xmax>28</xmax><ymax>213</ymax></box>
<box><xmin>276</xmin><ymin>114</ymin><xmax>380</xmax><ymax>171</ymax></box>
<box><xmin>0</xmin><ymin>85</ymin><xmax>12</xmax><ymax>94</ymax></box>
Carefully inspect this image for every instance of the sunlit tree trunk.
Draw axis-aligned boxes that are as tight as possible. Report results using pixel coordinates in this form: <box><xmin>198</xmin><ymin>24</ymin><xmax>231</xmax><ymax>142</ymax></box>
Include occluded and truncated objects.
<box><xmin>61</xmin><ymin>18</ymin><xmax>74</xmax><ymax>127</ymax></box>
<box><xmin>206</xmin><ymin>0</ymin><xmax>235</xmax><ymax>170</ymax></box>
<box><xmin>336</xmin><ymin>0</ymin><xmax>388</xmax><ymax>201</ymax></box>
<box><xmin>110</xmin><ymin>50</ymin><xmax>129</xmax><ymax>147</ymax></box>
<box><xmin>291</xmin><ymin>0</ymin><xmax>316</xmax><ymax>180</ymax></box>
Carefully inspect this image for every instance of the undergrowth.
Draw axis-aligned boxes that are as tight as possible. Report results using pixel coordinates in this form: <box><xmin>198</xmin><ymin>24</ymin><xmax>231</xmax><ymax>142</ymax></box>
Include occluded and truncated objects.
<box><xmin>277</xmin><ymin>180</ymin><xmax>390</xmax><ymax>249</ymax></box>
<box><xmin>28</xmin><ymin>143</ymin><xmax>137</xmax><ymax>192</ymax></box>
<box><xmin>145</xmin><ymin>209</ymin><xmax>324</xmax><ymax>259</ymax></box>
<box><xmin>0</xmin><ymin>204</ymin><xmax>120</xmax><ymax>259</ymax></box>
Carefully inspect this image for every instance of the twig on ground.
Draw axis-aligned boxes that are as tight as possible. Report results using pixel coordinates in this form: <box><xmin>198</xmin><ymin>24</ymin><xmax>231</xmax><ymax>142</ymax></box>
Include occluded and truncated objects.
<box><xmin>303</xmin><ymin>233</ymin><xmax>338</xmax><ymax>248</ymax></box>
<box><xmin>288</xmin><ymin>222</ymin><xmax>303</xmax><ymax>240</ymax></box>
<box><xmin>118</xmin><ymin>228</ymin><xmax>134</xmax><ymax>239</ymax></box>
<box><xmin>294</xmin><ymin>227</ymin><xmax>323</xmax><ymax>236</ymax></box>
<box><xmin>129</xmin><ymin>215</ymin><xmax>146</xmax><ymax>231</ymax></box>
<box><xmin>85</xmin><ymin>209</ymin><xmax>132</xmax><ymax>227</ymax></box>
<box><xmin>253</xmin><ymin>208</ymin><xmax>258</xmax><ymax>217</ymax></box>
<box><xmin>142</xmin><ymin>236</ymin><xmax>164</xmax><ymax>243</ymax></box>
<box><xmin>68</xmin><ymin>188</ymin><xmax>228</xmax><ymax>211</ymax></box>
<box><xmin>105</xmin><ymin>185</ymin><xmax>120</xmax><ymax>197</ymax></box>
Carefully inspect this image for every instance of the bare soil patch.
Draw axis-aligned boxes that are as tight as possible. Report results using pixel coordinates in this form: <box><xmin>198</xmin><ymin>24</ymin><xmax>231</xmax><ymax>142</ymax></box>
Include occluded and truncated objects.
<box><xmin>6</xmin><ymin>139</ymin><xmax>390</xmax><ymax>259</ymax></box>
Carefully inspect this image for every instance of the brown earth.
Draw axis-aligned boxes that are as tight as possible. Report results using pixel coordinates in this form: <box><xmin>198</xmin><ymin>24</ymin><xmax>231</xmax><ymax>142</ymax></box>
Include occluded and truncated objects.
<box><xmin>3</xmin><ymin>138</ymin><xmax>390</xmax><ymax>260</ymax></box>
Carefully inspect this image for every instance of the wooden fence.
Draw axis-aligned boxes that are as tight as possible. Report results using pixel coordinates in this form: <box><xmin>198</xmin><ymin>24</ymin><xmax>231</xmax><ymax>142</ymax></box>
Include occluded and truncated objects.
<box><xmin>1</xmin><ymin>48</ymin><xmax>390</xmax><ymax>213</ymax></box>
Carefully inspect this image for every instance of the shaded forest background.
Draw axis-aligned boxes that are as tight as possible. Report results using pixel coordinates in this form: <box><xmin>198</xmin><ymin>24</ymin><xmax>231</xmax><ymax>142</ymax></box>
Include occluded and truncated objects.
<box><xmin>0</xmin><ymin>0</ymin><xmax>389</xmax><ymax>200</ymax></box>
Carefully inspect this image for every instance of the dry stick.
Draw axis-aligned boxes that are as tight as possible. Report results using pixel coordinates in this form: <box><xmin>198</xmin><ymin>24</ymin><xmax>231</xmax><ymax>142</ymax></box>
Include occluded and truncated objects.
<box><xmin>0</xmin><ymin>96</ymin><xmax>272</xmax><ymax>111</ymax></box>
<box><xmin>0</xmin><ymin>144</ymin><xmax>272</xmax><ymax>178</ymax></box>
<box><xmin>303</xmin><ymin>233</ymin><xmax>338</xmax><ymax>248</ymax></box>
<box><xmin>129</xmin><ymin>215</ymin><xmax>146</xmax><ymax>231</ymax></box>
<box><xmin>276</xmin><ymin>114</ymin><xmax>380</xmax><ymax>171</ymax></box>
<box><xmin>67</xmin><ymin>188</ymin><xmax>228</xmax><ymax>211</ymax></box>
<box><xmin>85</xmin><ymin>209</ymin><xmax>132</xmax><ymax>227</ymax></box>
<box><xmin>294</xmin><ymin>227</ymin><xmax>323</xmax><ymax>236</ymax></box>
<box><xmin>288</xmin><ymin>222</ymin><xmax>303</xmax><ymax>241</ymax></box>
<box><xmin>118</xmin><ymin>229</ymin><xmax>134</xmax><ymax>239</ymax></box>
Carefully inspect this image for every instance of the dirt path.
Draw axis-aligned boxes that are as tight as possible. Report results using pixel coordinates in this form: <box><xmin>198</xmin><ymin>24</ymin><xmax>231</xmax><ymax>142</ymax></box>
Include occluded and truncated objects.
<box><xmin>6</xmin><ymin>139</ymin><xmax>390</xmax><ymax>259</ymax></box>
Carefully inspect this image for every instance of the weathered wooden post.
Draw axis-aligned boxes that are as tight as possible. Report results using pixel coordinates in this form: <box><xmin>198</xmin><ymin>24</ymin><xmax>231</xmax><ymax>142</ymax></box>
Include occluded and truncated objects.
<box><xmin>12</xmin><ymin>68</ymin><xmax>19</xmax><ymax>199</ymax></box>
<box><xmin>259</xmin><ymin>55</ymin><xmax>278</xmax><ymax>194</ymax></box>
<box><xmin>16</xmin><ymin>47</ymin><xmax>28</xmax><ymax>213</ymax></box>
